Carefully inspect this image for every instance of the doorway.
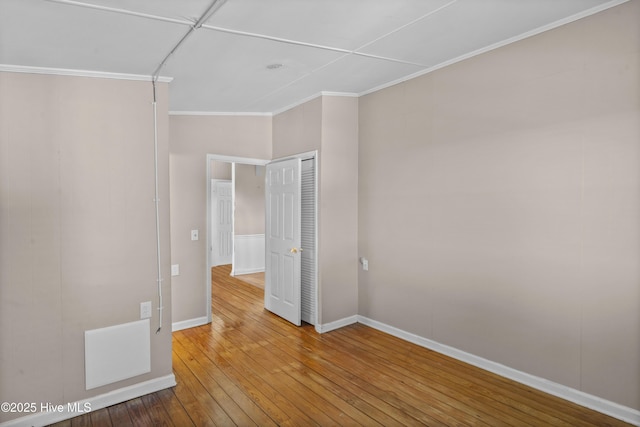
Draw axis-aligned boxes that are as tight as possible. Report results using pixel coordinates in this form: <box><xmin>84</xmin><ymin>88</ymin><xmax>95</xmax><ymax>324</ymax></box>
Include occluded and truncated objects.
<box><xmin>205</xmin><ymin>153</ymin><xmax>318</xmax><ymax>329</ymax></box>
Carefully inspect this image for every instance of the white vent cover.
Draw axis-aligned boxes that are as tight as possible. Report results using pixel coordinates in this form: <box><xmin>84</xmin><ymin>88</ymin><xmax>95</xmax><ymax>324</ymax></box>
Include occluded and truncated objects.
<box><xmin>85</xmin><ymin>319</ymin><xmax>151</xmax><ymax>390</ymax></box>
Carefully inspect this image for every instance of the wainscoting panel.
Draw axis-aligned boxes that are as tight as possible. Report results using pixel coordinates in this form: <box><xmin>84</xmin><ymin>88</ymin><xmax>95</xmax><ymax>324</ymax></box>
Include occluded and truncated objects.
<box><xmin>234</xmin><ymin>234</ymin><xmax>265</xmax><ymax>275</ymax></box>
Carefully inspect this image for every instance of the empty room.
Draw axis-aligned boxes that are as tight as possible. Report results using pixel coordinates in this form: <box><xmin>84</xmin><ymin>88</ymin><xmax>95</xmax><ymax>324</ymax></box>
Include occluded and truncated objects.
<box><xmin>1</xmin><ymin>0</ymin><xmax>639</xmax><ymax>425</ymax></box>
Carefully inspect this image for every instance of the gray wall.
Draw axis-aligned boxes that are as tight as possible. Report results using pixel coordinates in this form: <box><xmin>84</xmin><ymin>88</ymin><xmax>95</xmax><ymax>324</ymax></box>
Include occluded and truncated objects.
<box><xmin>0</xmin><ymin>72</ymin><xmax>173</xmax><ymax>422</ymax></box>
<box><xmin>358</xmin><ymin>1</ymin><xmax>639</xmax><ymax>410</ymax></box>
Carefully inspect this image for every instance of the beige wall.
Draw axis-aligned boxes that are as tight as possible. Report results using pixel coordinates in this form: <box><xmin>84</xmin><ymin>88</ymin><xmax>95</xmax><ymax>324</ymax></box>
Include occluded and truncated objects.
<box><xmin>210</xmin><ymin>159</ymin><xmax>232</xmax><ymax>180</ymax></box>
<box><xmin>319</xmin><ymin>96</ymin><xmax>359</xmax><ymax>323</ymax></box>
<box><xmin>272</xmin><ymin>96</ymin><xmax>322</xmax><ymax>159</ymax></box>
<box><xmin>234</xmin><ymin>163</ymin><xmax>265</xmax><ymax>235</ymax></box>
<box><xmin>358</xmin><ymin>0</ymin><xmax>639</xmax><ymax>411</ymax></box>
<box><xmin>0</xmin><ymin>72</ymin><xmax>173</xmax><ymax>422</ymax></box>
<box><xmin>169</xmin><ymin>115</ymin><xmax>271</xmax><ymax>323</ymax></box>
<box><xmin>272</xmin><ymin>95</ymin><xmax>359</xmax><ymax>325</ymax></box>
<box><xmin>3</xmin><ymin>5</ymin><xmax>632</xmax><ymax>422</ymax></box>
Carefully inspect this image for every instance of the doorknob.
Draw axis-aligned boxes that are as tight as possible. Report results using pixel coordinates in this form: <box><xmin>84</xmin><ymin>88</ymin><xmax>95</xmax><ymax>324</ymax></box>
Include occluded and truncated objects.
<box><xmin>290</xmin><ymin>247</ymin><xmax>303</xmax><ymax>253</ymax></box>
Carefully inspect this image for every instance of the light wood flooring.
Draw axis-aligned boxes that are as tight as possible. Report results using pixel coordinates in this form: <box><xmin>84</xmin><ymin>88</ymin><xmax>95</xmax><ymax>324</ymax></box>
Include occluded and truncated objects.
<box><xmin>233</xmin><ymin>270</ymin><xmax>265</xmax><ymax>289</ymax></box>
<box><xmin>50</xmin><ymin>264</ymin><xmax>631</xmax><ymax>426</ymax></box>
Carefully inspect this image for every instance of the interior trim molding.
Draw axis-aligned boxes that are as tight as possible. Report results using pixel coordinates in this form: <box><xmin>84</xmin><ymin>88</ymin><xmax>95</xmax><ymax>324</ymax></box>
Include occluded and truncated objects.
<box><xmin>206</xmin><ymin>154</ymin><xmax>270</xmax><ymax>166</ymax></box>
<box><xmin>320</xmin><ymin>91</ymin><xmax>359</xmax><ymax>98</ymax></box>
<box><xmin>171</xmin><ymin>316</ymin><xmax>209</xmax><ymax>332</ymax></box>
<box><xmin>357</xmin><ymin>316</ymin><xmax>640</xmax><ymax>426</ymax></box>
<box><xmin>0</xmin><ymin>374</ymin><xmax>176</xmax><ymax>427</ymax></box>
<box><xmin>316</xmin><ymin>315</ymin><xmax>358</xmax><ymax>334</ymax></box>
<box><xmin>169</xmin><ymin>111</ymin><xmax>273</xmax><ymax>116</ymax></box>
<box><xmin>0</xmin><ymin>64</ymin><xmax>172</xmax><ymax>83</ymax></box>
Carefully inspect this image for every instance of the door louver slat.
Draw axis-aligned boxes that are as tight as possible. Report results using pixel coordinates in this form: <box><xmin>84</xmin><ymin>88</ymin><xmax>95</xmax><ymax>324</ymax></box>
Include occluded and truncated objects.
<box><xmin>301</xmin><ymin>159</ymin><xmax>316</xmax><ymax>325</ymax></box>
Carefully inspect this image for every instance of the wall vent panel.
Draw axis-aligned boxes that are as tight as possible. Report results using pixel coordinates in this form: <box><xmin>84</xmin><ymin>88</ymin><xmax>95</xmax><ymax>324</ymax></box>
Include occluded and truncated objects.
<box><xmin>85</xmin><ymin>319</ymin><xmax>151</xmax><ymax>390</ymax></box>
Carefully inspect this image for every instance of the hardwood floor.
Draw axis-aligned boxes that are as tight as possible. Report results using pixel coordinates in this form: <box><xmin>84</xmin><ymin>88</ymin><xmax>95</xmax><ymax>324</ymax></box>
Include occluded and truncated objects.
<box><xmin>51</xmin><ymin>265</ymin><xmax>631</xmax><ymax>426</ymax></box>
<box><xmin>233</xmin><ymin>270</ymin><xmax>265</xmax><ymax>289</ymax></box>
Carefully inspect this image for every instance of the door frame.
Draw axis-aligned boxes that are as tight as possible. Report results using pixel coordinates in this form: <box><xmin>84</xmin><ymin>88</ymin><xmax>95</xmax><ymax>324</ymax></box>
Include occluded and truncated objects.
<box><xmin>205</xmin><ymin>152</ymin><xmax>318</xmax><ymax>329</ymax></box>
<box><xmin>206</xmin><ymin>154</ymin><xmax>269</xmax><ymax>323</ymax></box>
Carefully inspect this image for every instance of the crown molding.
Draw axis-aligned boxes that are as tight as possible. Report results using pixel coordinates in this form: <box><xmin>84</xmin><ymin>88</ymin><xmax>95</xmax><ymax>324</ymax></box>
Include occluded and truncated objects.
<box><xmin>320</xmin><ymin>91</ymin><xmax>359</xmax><ymax>98</ymax></box>
<box><xmin>169</xmin><ymin>111</ymin><xmax>272</xmax><ymax>117</ymax></box>
<box><xmin>0</xmin><ymin>64</ymin><xmax>172</xmax><ymax>83</ymax></box>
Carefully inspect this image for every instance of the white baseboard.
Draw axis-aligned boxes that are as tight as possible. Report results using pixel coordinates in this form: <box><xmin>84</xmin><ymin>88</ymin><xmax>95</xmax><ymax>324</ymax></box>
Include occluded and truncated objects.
<box><xmin>232</xmin><ymin>267</ymin><xmax>265</xmax><ymax>276</ymax></box>
<box><xmin>316</xmin><ymin>315</ymin><xmax>358</xmax><ymax>333</ymax></box>
<box><xmin>172</xmin><ymin>316</ymin><xmax>209</xmax><ymax>332</ymax></box>
<box><xmin>0</xmin><ymin>374</ymin><xmax>176</xmax><ymax>427</ymax></box>
<box><xmin>357</xmin><ymin>316</ymin><xmax>640</xmax><ymax>426</ymax></box>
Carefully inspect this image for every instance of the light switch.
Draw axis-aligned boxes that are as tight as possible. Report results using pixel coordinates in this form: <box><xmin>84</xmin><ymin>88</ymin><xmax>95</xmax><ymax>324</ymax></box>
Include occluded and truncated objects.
<box><xmin>191</xmin><ymin>229</ymin><xmax>199</xmax><ymax>241</ymax></box>
<box><xmin>171</xmin><ymin>264</ymin><xmax>180</xmax><ymax>276</ymax></box>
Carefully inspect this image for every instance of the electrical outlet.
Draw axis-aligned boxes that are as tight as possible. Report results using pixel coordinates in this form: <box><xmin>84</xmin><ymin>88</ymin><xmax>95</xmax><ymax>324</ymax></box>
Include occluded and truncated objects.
<box><xmin>171</xmin><ymin>264</ymin><xmax>180</xmax><ymax>276</ymax></box>
<box><xmin>361</xmin><ymin>257</ymin><xmax>369</xmax><ymax>271</ymax></box>
<box><xmin>191</xmin><ymin>229</ymin><xmax>199</xmax><ymax>241</ymax></box>
<box><xmin>140</xmin><ymin>301</ymin><xmax>152</xmax><ymax>319</ymax></box>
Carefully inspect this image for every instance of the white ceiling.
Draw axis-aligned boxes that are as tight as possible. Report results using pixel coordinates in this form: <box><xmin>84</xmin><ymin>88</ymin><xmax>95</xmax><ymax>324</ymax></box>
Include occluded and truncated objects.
<box><xmin>0</xmin><ymin>0</ymin><xmax>623</xmax><ymax>114</ymax></box>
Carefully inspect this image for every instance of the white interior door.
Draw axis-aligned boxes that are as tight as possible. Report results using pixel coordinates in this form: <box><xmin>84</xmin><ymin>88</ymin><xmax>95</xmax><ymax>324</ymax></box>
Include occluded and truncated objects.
<box><xmin>211</xmin><ymin>180</ymin><xmax>232</xmax><ymax>266</ymax></box>
<box><xmin>265</xmin><ymin>158</ymin><xmax>301</xmax><ymax>326</ymax></box>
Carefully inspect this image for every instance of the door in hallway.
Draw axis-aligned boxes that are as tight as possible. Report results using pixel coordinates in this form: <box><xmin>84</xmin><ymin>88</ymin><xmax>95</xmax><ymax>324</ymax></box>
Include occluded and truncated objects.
<box><xmin>211</xmin><ymin>179</ymin><xmax>232</xmax><ymax>266</ymax></box>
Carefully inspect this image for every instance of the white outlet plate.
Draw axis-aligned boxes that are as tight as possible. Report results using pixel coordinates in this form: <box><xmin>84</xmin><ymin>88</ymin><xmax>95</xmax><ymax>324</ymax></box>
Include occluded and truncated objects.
<box><xmin>140</xmin><ymin>301</ymin><xmax>152</xmax><ymax>319</ymax></box>
<box><xmin>171</xmin><ymin>264</ymin><xmax>180</xmax><ymax>276</ymax></box>
<box><xmin>191</xmin><ymin>229</ymin><xmax>199</xmax><ymax>241</ymax></box>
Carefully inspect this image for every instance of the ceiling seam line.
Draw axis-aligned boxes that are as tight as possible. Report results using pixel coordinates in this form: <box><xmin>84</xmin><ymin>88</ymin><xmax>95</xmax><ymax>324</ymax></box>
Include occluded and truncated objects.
<box><xmin>353</xmin><ymin>0</ymin><xmax>458</xmax><ymax>52</ymax></box>
<box><xmin>152</xmin><ymin>27</ymin><xmax>197</xmax><ymax>81</ymax></box>
<box><xmin>44</xmin><ymin>0</ymin><xmax>193</xmax><ymax>26</ymax></box>
<box><xmin>201</xmin><ymin>24</ymin><xmax>352</xmax><ymax>54</ymax></box>
<box><xmin>351</xmin><ymin>52</ymin><xmax>426</xmax><ymax>67</ymax></box>
<box><xmin>152</xmin><ymin>0</ymin><xmax>228</xmax><ymax>81</ymax></box>
<box><xmin>45</xmin><ymin>1</ymin><xmax>426</xmax><ymax>69</ymax></box>
<box><xmin>201</xmin><ymin>25</ymin><xmax>428</xmax><ymax>67</ymax></box>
